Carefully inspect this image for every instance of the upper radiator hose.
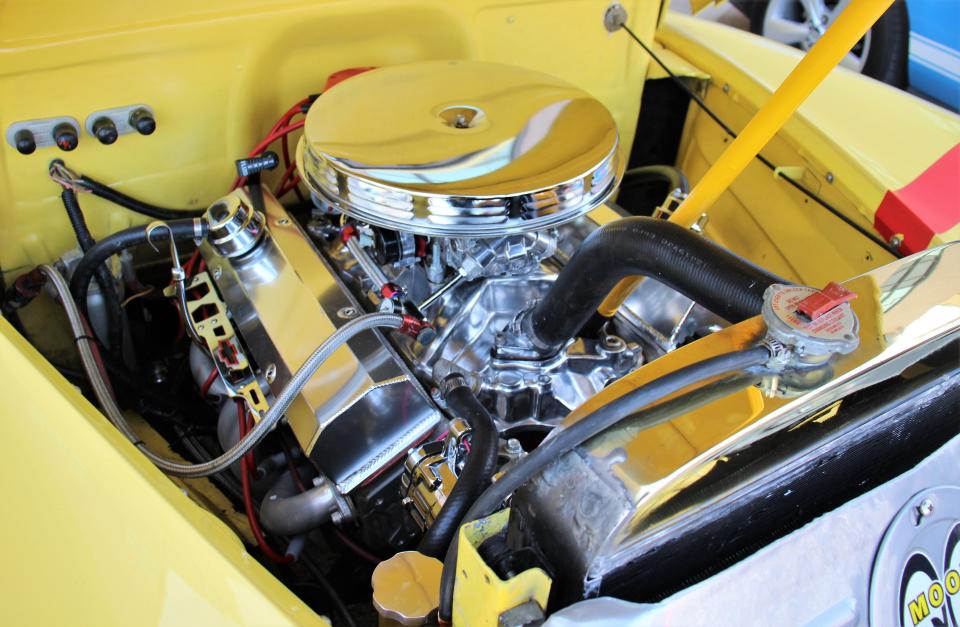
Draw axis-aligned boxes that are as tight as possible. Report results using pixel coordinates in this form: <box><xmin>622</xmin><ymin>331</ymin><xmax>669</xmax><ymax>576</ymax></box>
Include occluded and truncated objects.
<box><xmin>528</xmin><ymin>217</ymin><xmax>785</xmax><ymax>354</ymax></box>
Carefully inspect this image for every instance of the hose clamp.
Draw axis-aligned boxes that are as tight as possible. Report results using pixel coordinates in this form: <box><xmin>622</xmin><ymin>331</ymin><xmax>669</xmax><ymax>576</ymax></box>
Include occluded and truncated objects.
<box><xmin>440</xmin><ymin>374</ymin><xmax>469</xmax><ymax>399</ymax></box>
<box><xmin>192</xmin><ymin>217</ymin><xmax>205</xmax><ymax>245</ymax></box>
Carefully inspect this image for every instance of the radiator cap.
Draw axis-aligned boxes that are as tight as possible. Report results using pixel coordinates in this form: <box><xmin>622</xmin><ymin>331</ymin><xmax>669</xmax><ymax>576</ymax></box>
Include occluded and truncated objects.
<box><xmin>762</xmin><ymin>283</ymin><xmax>860</xmax><ymax>362</ymax></box>
<box><xmin>298</xmin><ymin>60</ymin><xmax>623</xmax><ymax>237</ymax></box>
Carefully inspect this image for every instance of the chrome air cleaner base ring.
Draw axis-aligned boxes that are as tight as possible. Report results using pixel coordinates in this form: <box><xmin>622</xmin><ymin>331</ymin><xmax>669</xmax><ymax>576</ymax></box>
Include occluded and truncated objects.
<box><xmin>298</xmin><ymin>60</ymin><xmax>623</xmax><ymax>237</ymax></box>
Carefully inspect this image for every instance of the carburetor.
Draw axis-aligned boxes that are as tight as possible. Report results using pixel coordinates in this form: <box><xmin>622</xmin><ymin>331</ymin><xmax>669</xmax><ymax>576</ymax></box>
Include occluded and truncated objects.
<box><xmin>292</xmin><ymin>59</ymin><xmax>639</xmax><ymax>536</ymax></box>
<box><xmin>296</xmin><ymin>59</ymin><xmax>638</xmax><ymax>428</ymax></box>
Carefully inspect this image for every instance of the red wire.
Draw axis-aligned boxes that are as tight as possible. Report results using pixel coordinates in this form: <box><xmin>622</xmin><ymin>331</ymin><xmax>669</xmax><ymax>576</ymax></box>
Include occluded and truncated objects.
<box><xmin>291</xmin><ymin>183</ymin><xmax>306</xmax><ymax>204</ymax></box>
<box><xmin>79</xmin><ymin>316</ymin><xmax>117</xmax><ymax>402</ymax></box>
<box><xmin>333</xmin><ymin>528</ymin><xmax>382</xmax><ymax>565</ymax></box>
<box><xmin>199</xmin><ymin>367</ymin><xmax>218</xmax><ymax>398</ymax></box>
<box><xmin>270</xmin><ymin>98</ymin><xmax>309</xmax><ymax>134</ymax></box>
<box><xmin>281</xmin><ymin>133</ymin><xmax>292</xmax><ymax>172</ymax></box>
<box><xmin>280</xmin><ymin>438</ymin><xmax>309</xmax><ymax>493</ymax></box>
<box><xmin>277</xmin><ymin>175</ymin><xmax>302</xmax><ymax>199</ymax></box>
<box><xmin>182</xmin><ymin>249</ymin><xmax>199</xmax><ymax>277</ymax></box>
<box><xmin>252</xmin><ymin>120</ymin><xmax>305</xmax><ymax>156</ymax></box>
<box><xmin>274</xmin><ymin>161</ymin><xmax>297</xmax><ymax>197</ymax></box>
<box><xmin>237</xmin><ymin>400</ymin><xmax>293</xmax><ymax>564</ymax></box>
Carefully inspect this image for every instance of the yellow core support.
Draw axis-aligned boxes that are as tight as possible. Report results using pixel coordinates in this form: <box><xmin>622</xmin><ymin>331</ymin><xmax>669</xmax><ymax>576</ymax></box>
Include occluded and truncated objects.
<box><xmin>597</xmin><ymin>0</ymin><xmax>895</xmax><ymax>317</ymax></box>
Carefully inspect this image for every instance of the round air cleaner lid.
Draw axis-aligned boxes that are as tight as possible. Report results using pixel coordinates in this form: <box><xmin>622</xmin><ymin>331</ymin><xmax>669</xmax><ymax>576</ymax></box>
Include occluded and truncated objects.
<box><xmin>298</xmin><ymin>60</ymin><xmax>623</xmax><ymax>237</ymax></box>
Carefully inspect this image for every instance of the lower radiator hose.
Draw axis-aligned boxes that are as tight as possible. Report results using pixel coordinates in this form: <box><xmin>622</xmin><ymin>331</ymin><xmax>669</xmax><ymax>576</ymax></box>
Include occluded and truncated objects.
<box><xmin>418</xmin><ymin>378</ymin><xmax>501</xmax><ymax>559</ymax></box>
<box><xmin>436</xmin><ymin>345</ymin><xmax>774</xmax><ymax>621</ymax></box>
<box><xmin>527</xmin><ymin>217</ymin><xmax>785</xmax><ymax>354</ymax></box>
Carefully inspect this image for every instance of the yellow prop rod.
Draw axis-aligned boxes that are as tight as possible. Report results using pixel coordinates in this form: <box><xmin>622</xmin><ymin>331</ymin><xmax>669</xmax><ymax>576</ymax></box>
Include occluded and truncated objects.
<box><xmin>598</xmin><ymin>0</ymin><xmax>895</xmax><ymax>318</ymax></box>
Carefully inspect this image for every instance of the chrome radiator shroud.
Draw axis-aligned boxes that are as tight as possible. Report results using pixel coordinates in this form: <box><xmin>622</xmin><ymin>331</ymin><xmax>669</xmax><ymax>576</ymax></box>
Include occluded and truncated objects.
<box><xmin>201</xmin><ymin>189</ymin><xmax>440</xmax><ymax>494</ymax></box>
<box><xmin>513</xmin><ymin>243</ymin><xmax>960</xmax><ymax>600</ymax></box>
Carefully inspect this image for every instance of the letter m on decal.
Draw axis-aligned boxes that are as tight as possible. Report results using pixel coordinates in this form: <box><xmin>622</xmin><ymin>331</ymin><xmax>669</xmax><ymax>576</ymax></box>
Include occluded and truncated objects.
<box><xmin>909</xmin><ymin>592</ymin><xmax>930</xmax><ymax>625</ymax></box>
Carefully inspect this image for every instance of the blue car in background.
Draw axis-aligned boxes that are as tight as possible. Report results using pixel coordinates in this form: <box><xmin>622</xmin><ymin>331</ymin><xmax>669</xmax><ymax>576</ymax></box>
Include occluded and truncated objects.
<box><xmin>733</xmin><ymin>0</ymin><xmax>960</xmax><ymax>110</ymax></box>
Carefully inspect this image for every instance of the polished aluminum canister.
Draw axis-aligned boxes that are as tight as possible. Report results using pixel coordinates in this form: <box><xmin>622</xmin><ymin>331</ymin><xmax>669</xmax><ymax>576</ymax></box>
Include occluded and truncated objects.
<box><xmin>297</xmin><ymin>60</ymin><xmax>623</xmax><ymax>237</ymax></box>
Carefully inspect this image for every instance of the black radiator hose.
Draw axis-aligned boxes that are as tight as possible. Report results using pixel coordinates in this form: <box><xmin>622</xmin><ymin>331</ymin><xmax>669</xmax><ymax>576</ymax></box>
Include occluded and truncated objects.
<box><xmin>528</xmin><ymin>217</ymin><xmax>785</xmax><ymax>354</ymax></box>
<box><xmin>436</xmin><ymin>345</ymin><xmax>774</xmax><ymax>621</ymax></box>
<box><xmin>418</xmin><ymin>377</ymin><xmax>501</xmax><ymax>559</ymax></box>
<box><xmin>70</xmin><ymin>218</ymin><xmax>207</xmax><ymax>317</ymax></box>
<box><xmin>61</xmin><ymin>188</ymin><xmax>124</xmax><ymax>354</ymax></box>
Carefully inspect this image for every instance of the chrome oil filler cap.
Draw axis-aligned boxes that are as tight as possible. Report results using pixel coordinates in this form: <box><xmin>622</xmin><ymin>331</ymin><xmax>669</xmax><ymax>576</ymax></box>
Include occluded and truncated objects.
<box><xmin>204</xmin><ymin>192</ymin><xmax>266</xmax><ymax>258</ymax></box>
<box><xmin>297</xmin><ymin>60</ymin><xmax>624</xmax><ymax>237</ymax></box>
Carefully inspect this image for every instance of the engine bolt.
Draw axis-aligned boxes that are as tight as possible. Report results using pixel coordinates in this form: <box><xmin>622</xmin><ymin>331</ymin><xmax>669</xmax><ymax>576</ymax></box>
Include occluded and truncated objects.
<box><xmin>265</xmin><ymin>363</ymin><xmax>277</xmax><ymax>384</ymax></box>
<box><xmin>603</xmin><ymin>335</ymin><xmax>625</xmax><ymax>351</ymax></box>
<box><xmin>337</xmin><ymin>306</ymin><xmax>358</xmax><ymax>319</ymax></box>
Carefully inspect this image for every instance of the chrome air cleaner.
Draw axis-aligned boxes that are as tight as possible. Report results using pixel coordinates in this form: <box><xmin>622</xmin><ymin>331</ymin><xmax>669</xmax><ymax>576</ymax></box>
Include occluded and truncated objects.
<box><xmin>297</xmin><ymin>60</ymin><xmax>623</xmax><ymax>237</ymax></box>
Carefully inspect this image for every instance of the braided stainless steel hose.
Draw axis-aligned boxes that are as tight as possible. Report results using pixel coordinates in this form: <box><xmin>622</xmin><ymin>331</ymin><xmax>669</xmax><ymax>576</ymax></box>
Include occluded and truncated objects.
<box><xmin>42</xmin><ymin>264</ymin><xmax>403</xmax><ymax>478</ymax></box>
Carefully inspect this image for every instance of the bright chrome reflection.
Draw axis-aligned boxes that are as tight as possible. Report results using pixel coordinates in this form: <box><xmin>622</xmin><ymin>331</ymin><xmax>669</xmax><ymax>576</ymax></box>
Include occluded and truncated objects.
<box><xmin>297</xmin><ymin>60</ymin><xmax>623</xmax><ymax>237</ymax></box>
<box><xmin>519</xmin><ymin>242</ymin><xmax>960</xmax><ymax>590</ymax></box>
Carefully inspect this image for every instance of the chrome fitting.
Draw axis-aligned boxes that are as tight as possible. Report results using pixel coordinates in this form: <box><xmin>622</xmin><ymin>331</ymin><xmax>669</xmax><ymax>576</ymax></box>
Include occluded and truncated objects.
<box><xmin>205</xmin><ymin>192</ymin><xmax>266</xmax><ymax>259</ymax></box>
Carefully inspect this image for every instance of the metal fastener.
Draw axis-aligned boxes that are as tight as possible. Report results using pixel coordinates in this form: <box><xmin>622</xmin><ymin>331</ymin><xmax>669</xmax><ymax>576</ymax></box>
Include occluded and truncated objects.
<box><xmin>691</xmin><ymin>212</ymin><xmax>710</xmax><ymax>234</ymax></box>
<box><xmin>825</xmin><ymin>172</ymin><xmax>834</xmax><ymax>183</ymax></box>
<box><xmin>917</xmin><ymin>498</ymin><xmax>935</xmax><ymax>520</ymax></box>
<box><xmin>211</xmin><ymin>265</ymin><xmax>222</xmax><ymax>280</ymax></box>
<box><xmin>275</xmin><ymin>217</ymin><xmax>290</xmax><ymax>226</ymax></box>
<box><xmin>603</xmin><ymin>2</ymin><xmax>627</xmax><ymax>32</ymax></box>
<box><xmin>337</xmin><ymin>306</ymin><xmax>359</xmax><ymax>319</ymax></box>
<box><xmin>264</xmin><ymin>363</ymin><xmax>277</xmax><ymax>384</ymax></box>
<box><xmin>603</xmin><ymin>335</ymin><xmax>626</xmax><ymax>351</ymax></box>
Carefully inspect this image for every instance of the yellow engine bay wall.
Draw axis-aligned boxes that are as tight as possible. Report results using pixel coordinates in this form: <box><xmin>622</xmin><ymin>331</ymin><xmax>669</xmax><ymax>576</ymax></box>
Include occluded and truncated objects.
<box><xmin>657</xmin><ymin>13</ymin><xmax>960</xmax><ymax>285</ymax></box>
<box><xmin>0</xmin><ymin>325</ymin><xmax>328</xmax><ymax>626</ymax></box>
<box><xmin>0</xmin><ymin>0</ymin><xmax>657</xmax><ymax>277</ymax></box>
<box><xmin>2</xmin><ymin>1</ymin><xmax>958</xmax><ymax>623</ymax></box>
<box><xmin>0</xmin><ymin>1</ymin><xmax>657</xmax><ymax>623</ymax></box>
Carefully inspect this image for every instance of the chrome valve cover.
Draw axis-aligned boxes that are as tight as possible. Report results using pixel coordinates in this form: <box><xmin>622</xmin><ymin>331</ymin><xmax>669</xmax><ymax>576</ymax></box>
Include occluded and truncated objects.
<box><xmin>297</xmin><ymin>60</ymin><xmax>623</xmax><ymax>237</ymax></box>
<box><xmin>201</xmin><ymin>189</ymin><xmax>440</xmax><ymax>494</ymax></box>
